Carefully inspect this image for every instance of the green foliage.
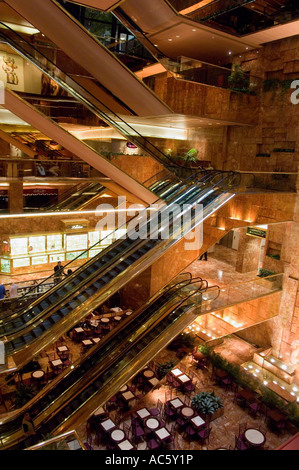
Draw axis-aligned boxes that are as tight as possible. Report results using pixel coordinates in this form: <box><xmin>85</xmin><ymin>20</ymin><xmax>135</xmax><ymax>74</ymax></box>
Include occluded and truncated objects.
<box><xmin>156</xmin><ymin>359</ymin><xmax>176</xmax><ymax>379</ymax></box>
<box><xmin>262</xmin><ymin>78</ymin><xmax>281</xmax><ymax>93</ymax></box>
<box><xmin>228</xmin><ymin>65</ymin><xmax>250</xmax><ymax>93</ymax></box>
<box><xmin>13</xmin><ymin>383</ymin><xmax>36</xmax><ymax>408</ymax></box>
<box><xmin>199</xmin><ymin>345</ymin><xmax>299</xmax><ymax>425</ymax></box>
<box><xmin>167</xmin><ymin>332</ymin><xmax>197</xmax><ymax>351</ymax></box>
<box><xmin>191</xmin><ymin>391</ymin><xmax>223</xmax><ymax>415</ymax></box>
<box><xmin>258</xmin><ymin>268</ymin><xmax>276</xmax><ymax>278</ymax></box>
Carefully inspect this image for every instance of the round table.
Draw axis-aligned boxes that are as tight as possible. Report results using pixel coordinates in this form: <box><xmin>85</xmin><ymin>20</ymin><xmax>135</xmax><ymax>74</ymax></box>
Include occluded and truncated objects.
<box><xmin>31</xmin><ymin>370</ymin><xmax>45</xmax><ymax>379</ymax></box>
<box><xmin>100</xmin><ymin>317</ymin><xmax>110</xmax><ymax>323</ymax></box>
<box><xmin>143</xmin><ymin>369</ymin><xmax>154</xmax><ymax>378</ymax></box>
<box><xmin>125</xmin><ymin>311</ymin><xmax>132</xmax><ymax>316</ymax></box>
<box><xmin>244</xmin><ymin>429</ymin><xmax>265</xmax><ymax>446</ymax></box>
<box><xmin>110</xmin><ymin>429</ymin><xmax>125</xmax><ymax>443</ymax></box>
<box><xmin>181</xmin><ymin>407</ymin><xmax>194</xmax><ymax>418</ymax></box>
<box><xmin>120</xmin><ymin>385</ymin><xmax>128</xmax><ymax>392</ymax></box>
<box><xmin>145</xmin><ymin>418</ymin><xmax>160</xmax><ymax>430</ymax></box>
<box><xmin>114</xmin><ymin>316</ymin><xmax>122</xmax><ymax>321</ymax></box>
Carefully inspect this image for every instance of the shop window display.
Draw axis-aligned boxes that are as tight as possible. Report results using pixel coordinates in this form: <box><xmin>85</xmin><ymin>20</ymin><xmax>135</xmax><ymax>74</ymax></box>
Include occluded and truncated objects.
<box><xmin>29</xmin><ymin>236</ymin><xmax>46</xmax><ymax>253</ymax></box>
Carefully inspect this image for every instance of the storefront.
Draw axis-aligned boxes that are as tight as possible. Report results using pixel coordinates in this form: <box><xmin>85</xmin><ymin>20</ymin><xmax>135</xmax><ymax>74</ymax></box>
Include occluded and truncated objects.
<box><xmin>0</xmin><ymin>219</ymin><xmax>127</xmax><ymax>275</ymax></box>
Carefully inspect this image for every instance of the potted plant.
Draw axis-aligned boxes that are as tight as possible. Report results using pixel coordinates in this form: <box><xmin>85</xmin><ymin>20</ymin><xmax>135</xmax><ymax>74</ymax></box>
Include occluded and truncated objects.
<box><xmin>191</xmin><ymin>391</ymin><xmax>223</xmax><ymax>421</ymax></box>
<box><xmin>13</xmin><ymin>383</ymin><xmax>36</xmax><ymax>408</ymax></box>
<box><xmin>156</xmin><ymin>359</ymin><xmax>176</xmax><ymax>380</ymax></box>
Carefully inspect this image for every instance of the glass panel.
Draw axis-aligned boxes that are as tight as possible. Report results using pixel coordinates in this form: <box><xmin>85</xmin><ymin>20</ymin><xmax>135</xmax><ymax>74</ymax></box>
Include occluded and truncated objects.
<box><xmin>47</xmin><ymin>234</ymin><xmax>63</xmax><ymax>251</ymax></box>
<box><xmin>49</xmin><ymin>253</ymin><xmax>65</xmax><ymax>263</ymax></box>
<box><xmin>31</xmin><ymin>255</ymin><xmax>48</xmax><ymax>266</ymax></box>
<box><xmin>1</xmin><ymin>258</ymin><xmax>10</xmax><ymax>273</ymax></box>
<box><xmin>89</xmin><ymin>249</ymin><xmax>102</xmax><ymax>258</ymax></box>
<box><xmin>29</xmin><ymin>236</ymin><xmax>46</xmax><ymax>253</ymax></box>
<box><xmin>10</xmin><ymin>237</ymin><xmax>28</xmax><ymax>256</ymax></box>
<box><xmin>66</xmin><ymin>251</ymin><xmax>88</xmax><ymax>261</ymax></box>
<box><xmin>88</xmin><ymin>231</ymin><xmax>100</xmax><ymax>245</ymax></box>
<box><xmin>66</xmin><ymin>234</ymin><xmax>88</xmax><ymax>251</ymax></box>
<box><xmin>13</xmin><ymin>257</ymin><xmax>30</xmax><ymax>268</ymax></box>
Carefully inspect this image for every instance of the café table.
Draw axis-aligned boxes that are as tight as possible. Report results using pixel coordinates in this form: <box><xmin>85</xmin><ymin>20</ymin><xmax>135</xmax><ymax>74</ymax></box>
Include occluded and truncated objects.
<box><xmin>121</xmin><ymin>390</ymin><xmax>135</xmax><ymax>402</ymax></box>
<box><xmin>244</xmin><ymin>428</ymin><xmax>265</xmax><ymax>447</ymax></box>
<box><xmin>267</xmin><ymin>408</ymin><xmax>287</xmax><ymax>423</ymax></box>
<box><xmin>190</xmin><ymin>415</ymin><xmax>205</xmax><ymax>429</ymax></box>
<box><xmin>50</xmin><ymin>359</ymin><xmax>63</xmax><ymax>369</ymax></box>
<box><xmin>145</xmin><ymin>417</ymin><xmax>160</xmax><ymax>430</ymax></box>
<box><xmin>82</xmin><ymin>339</ymin><xmax>93</xmax><ymax>347</ymax></box>
<box><xmin>148</xmin><ymin>377</ymin><xmax>159</xmax><ymax>387</ymax></box>
<box><xmin>136</xmin><ymin>407</ymin><xmax>151</xmax><ymax>419</ymax></box>
<box><xmin>92</xmin><ymin>337</ymin><xmax>100</xmax><ymax>344</ymax></box>
<box><xmin>181</xmin><ymin>406</ymin><xmax>195</xmax><ymax>418</ymax></box>
<box><xmin>57</xmin><ymin>345</ymin><xmax>69</xmax><ymax>353</ymax></box>
<box><xmin>31</xmin><ymin>370</ymin><xmax>45</xmax><ymax>380</ymax></box>
<box><xmin>143</xmin><ymin>369</ymin><xmax>155</xmax><ymax>379</ymax></box>
<box><xmin>100</xmin><ymin>317</ymin><xmax>110</xmax><ymax>323</ymax></box>
<box><xmin>89</xmin><ymin>319</ymin><xmax>99</xmax><ymax>327</ymax></box>
<box><xmin>177</xmin><ymin>374</ymin><xmax>191</xmax><ymax>384</ymax></box>
<box><xmin>114</xmin><ymin>316</ymin><xmax>122</xmax><ymax>322</ymax></box>
<box><xmin>100</xmin><ymin>418</ymin><xmax>116</xmax><ymax>432</ymax></box>
<box><xmin>125</xmin><ymin>310</ymin><xmax>133</xmax><ymax>316</ymax></box>
<box><xmin>117</xmin><ymin>439</ymin><xmax>134</xmax><ymax>450</ymax></box>
<box><xmin>171</xmin><ymin>368</ymin><xmax>183</xmax><ymax>377</ymax></box>
<box><xmin>110</xmin><ymin>428</ymin><xmax>126</xmax><ymax>443</ymax></box>
<box><xmin>154</xmin><ymin>427</ymin><xmax>171</xmax><ymax>442</ymax></box>
<box><xmin>169</xmin><ymin>398</ymin><xmax>184</xmax><ymax>409</ymax></box>
<box><xmin>238</xmin><ymin>388</ymin><xmax>256</xmax><ymax>403</ymax></box>
<box><xmin>74</xmin><ymin>327</ymin><xmax>84</xmax><ymax>334</ymax></box>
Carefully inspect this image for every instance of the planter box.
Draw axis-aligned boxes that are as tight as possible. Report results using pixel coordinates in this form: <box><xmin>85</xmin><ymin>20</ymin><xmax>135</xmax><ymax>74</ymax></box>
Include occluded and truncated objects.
<box><xmin>201</xmin><ymin>407</ymin><xmax>224</xmax><ymax>422</ymax></box>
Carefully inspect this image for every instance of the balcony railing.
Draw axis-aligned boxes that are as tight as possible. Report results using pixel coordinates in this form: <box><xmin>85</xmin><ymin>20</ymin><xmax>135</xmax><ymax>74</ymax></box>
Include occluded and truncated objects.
<box><xmin>160</xmin><ymin>56</ymin><xmax>262</xmax><ymax>94</ymax></box>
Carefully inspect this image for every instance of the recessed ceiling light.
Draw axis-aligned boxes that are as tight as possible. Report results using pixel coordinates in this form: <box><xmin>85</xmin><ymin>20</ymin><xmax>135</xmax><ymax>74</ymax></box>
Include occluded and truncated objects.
<box><xmin>192</xmin><ymin>29</ymin><xmax>197</xmax><ymax>31</ymax></box>
<box><xmin>228</xmin><ymin>51</ymin><xmax>232</xmax><ymax>55</ymax></box>
<box><xmin>246</xmin><ymin>46</ymin><xmax>249</xmax><ymax>50</ymax></box>
<box><xmin>168</xmin><ymin>38</ymin><xmax>172</xmax><ymax>41</ymax></box>
<box><xmin>176</xmin><ymin>35</ymin><xmax>180</xmax><ymax>38</ymax></box>
<box><xmin>154</xmin><ymin>44</ymin><xmax>158</xmax><ymax>46</ymax></box>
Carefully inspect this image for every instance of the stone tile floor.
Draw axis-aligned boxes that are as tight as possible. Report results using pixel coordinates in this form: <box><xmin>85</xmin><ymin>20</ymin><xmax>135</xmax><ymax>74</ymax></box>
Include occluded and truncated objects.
<box><xmin>76</xmin><ymin>335</ymin><xmax>296</xmax><ymax>451</ymax></box>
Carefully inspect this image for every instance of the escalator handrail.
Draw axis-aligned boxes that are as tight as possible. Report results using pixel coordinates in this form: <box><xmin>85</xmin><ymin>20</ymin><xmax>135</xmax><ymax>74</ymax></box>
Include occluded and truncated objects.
<box><xmin>7</xmin><ymin>169</ymin><xmax>220</xmax><ymax>312</ymax></box>
<box><xmin>0</xmin><ymin>22</ymin><xmax>199</xmax><ymax>171</ymax></box>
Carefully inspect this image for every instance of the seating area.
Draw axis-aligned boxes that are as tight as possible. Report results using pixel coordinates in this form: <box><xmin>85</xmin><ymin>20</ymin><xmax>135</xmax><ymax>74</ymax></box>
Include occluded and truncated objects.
<box><xmin>0</xmin><ymin>304</ymin><xmax>134</xmax><ymax>409</ymax></box>
<box><xmin>77</xmin><ymin>337</ymin><xmax>298</xmax><ymax>451</ymax></box>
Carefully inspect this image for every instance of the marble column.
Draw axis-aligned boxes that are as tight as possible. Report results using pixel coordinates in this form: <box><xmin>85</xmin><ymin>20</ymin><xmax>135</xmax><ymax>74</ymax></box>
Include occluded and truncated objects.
<box><xmin>8</xmin><ymin>181</ymin><xmax>23</xmax><ymax>214</ymax></box>
<box><xmin>271</xmin><ymin>170</ymin><xmax>299</xmax><ymax>382</ymax></box>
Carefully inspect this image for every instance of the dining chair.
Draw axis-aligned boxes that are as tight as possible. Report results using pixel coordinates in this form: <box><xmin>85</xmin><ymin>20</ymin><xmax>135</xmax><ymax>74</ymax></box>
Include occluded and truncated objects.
<box><xmin>197</xmin><ymin>426</ymin><xmax>211</xmax><ymax>444</ymax></box>
<box><xmin>149</xmin><ymin>398</ymin><xmax>163</xmax><ymax>416</ymax></box>
<box><xmin>234</xmin><ymin>435</ymin><xmax>249</xmax><ymax>451</ymax></box>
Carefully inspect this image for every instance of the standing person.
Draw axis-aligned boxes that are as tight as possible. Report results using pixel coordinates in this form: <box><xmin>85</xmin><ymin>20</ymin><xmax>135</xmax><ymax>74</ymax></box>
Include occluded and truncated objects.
<box><xmin>22</xmin><ymin>412</ymin><xmax>37</xmax><ymax>447</ymax></box>
<box><xmin>199</xmin><ymin>251</ymin><xmax>208</xmax><ymax>261</ymax></box>
<box><xmin>54</xmin><ymin>261</ymin><xmax>65</xmax><ymax>284</ymax></box>
<box><xmin>9</xmin><ymin>281</ymin><xmax>18</xmax><ymax>298</ymax></box>
<box><xmin>0</xmin><ymin>282</ymin><xmax>6</xmax><ymax>300</ymax></box>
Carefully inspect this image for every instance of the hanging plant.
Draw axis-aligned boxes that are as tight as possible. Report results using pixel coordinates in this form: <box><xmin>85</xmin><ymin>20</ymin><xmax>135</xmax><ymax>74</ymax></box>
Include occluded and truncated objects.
<box><xmin>262</xmin><ymin>78</ymin><xmax>281</xmax><ymax>93</ymax></box>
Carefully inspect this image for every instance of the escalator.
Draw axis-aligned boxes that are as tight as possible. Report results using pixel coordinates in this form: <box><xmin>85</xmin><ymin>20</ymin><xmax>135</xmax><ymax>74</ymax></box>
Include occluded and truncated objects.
<box><xmin>0</xmin><ymin>273</ymin><xmax>219</xmax><ymax>449</ymax></box>
<box><xmin>44</xmin><ymin>182</ymin><xmax>105</xmax><ymax>212</ymax></box>
<box><xmin>0</xmin><ymin>170</ymin><xmax>238</xmax><ymax>372</ymax></box>
<box><xmin>0</xmin><ymin>20</ymin><xmax>201</xmax><ymax>198</ymax></box>
<box><xmin>4</xmin><ymin>0</ymin><xmax>172</xmax><ymax>117</ymax></box>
